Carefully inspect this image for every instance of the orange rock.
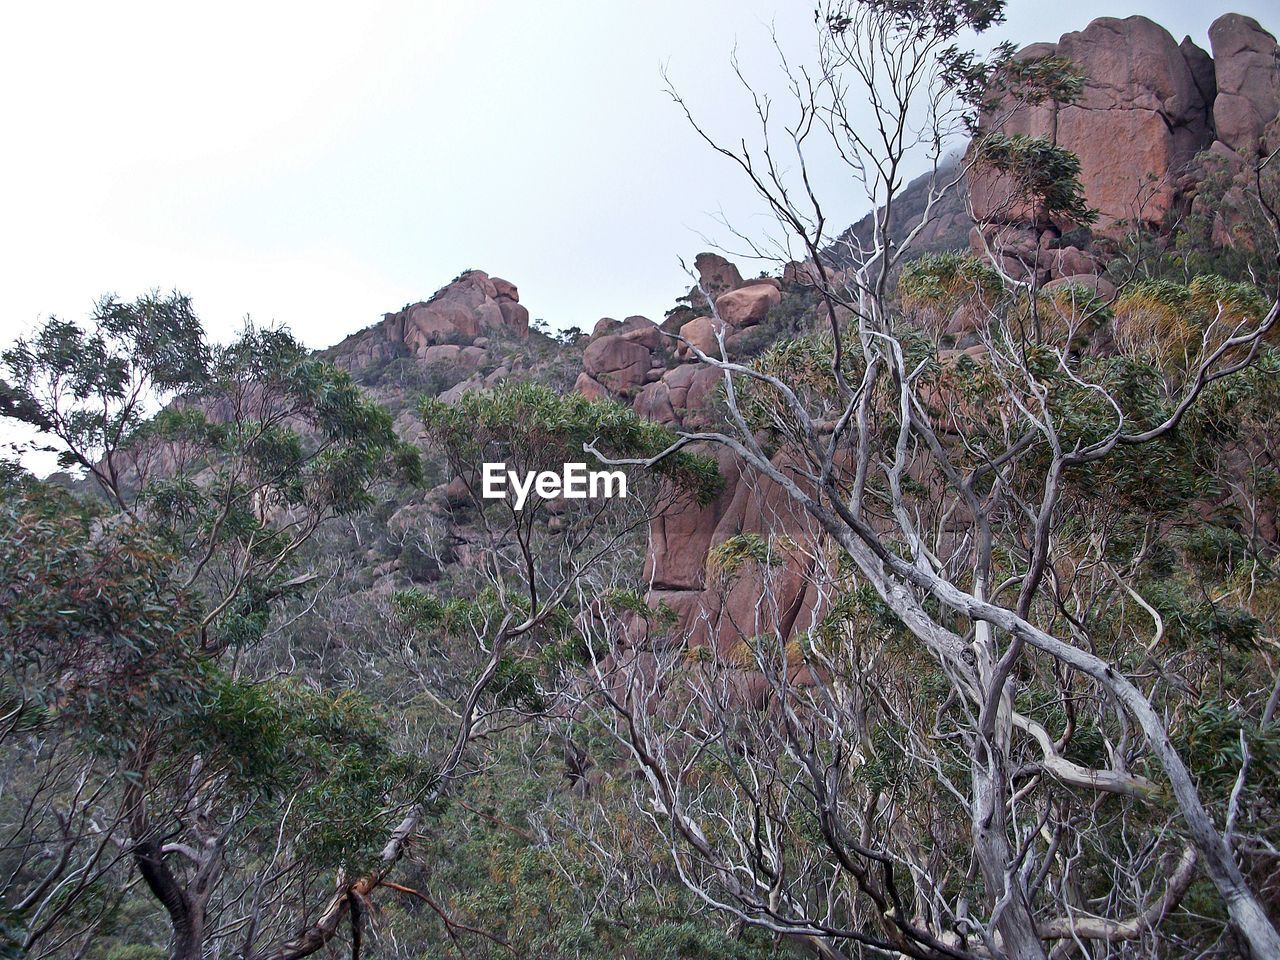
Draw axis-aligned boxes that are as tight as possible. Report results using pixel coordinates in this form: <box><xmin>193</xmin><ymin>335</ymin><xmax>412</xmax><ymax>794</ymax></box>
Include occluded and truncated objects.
<box><xmin>1210</xmin><ymin>14</ymin><xmax>1280</xmax><ymax>157</ymax></box>
<box><xmin>582</xmin><ymin>335</ymin><xmax>654</xmax><ymax>393</ymax></box>
<box><xmin>572</xmin><ymin>372</ymin><xmax>610</xmax><ymax>401</ymax></box>
<box><xmin>714</xmin><ymin>284</ymin><xmax>781</xmax><ymax>328</ymax></box>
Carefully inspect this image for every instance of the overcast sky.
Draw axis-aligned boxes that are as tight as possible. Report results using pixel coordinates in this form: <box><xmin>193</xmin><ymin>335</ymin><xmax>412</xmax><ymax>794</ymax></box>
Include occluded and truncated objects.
<box><xmin>1</xmin><ymin>0</ymin><xmax>1275</xmax><ymax>361</ymax></box>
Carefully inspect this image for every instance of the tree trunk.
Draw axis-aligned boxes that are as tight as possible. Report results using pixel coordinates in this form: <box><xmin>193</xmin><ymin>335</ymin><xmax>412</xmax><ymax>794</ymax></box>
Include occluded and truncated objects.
<box><xmin>970</xmin><ymin>749</ymin><xmax>1049</xmax><ymax>960</ymax></box>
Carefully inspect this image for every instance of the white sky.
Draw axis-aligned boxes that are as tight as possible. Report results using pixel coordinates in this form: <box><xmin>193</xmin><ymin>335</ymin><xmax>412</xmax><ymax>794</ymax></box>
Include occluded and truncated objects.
<box><xmin>0</xmin><ymin>1</ymin><xmax>1274</xmax><ymax>359</ymax></box>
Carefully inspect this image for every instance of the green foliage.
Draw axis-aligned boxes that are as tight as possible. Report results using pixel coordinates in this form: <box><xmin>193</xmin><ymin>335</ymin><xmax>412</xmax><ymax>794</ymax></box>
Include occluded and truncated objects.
<box><xmin>706</xmin><ymin>533</ymin><xmax>799</xmax><ymax>576</ymax></box>
<box><xmin>1</xmin><ymin>292</ymin><xmax>207</xmax><ymax>474</ymax></box>
<box><xmin>106</xmin><ymin>947</ymin><xmax>166</xmax><ymax>960</ymax></box>
<box><xmin>0</xmin><ymin>486</ymin><xmax>207</xmax><ymax>743</ymax></box>
<box><xmin>975</xmin><ymin>133</ymin><xmax>1097</xmax><ymax>225</ymax></box>
<box><xmin>1175</xmin><ymin>700</ymin><xmax>1280</xmax><ymax>799</ymax></box>
<box><xmin>189</xmin><ymin>673</ymin><xmax>430</xmax><ymax>871</ymax></box>
<box><xmin>899</xmin><ymin>251</ymin><xmax>1003</xmax><ymax>310</ymax></box>
<box><xmin>1112</xmin><ymin>275</ymin><xmax>1269</xmax><ymax>373</ymax></box>
<box><xmin>1174</xmin><ymin>600</ymin><xmax>1263</xmax><ymax>654</ymax></box>
<box><xmin>989</xmin><ymin>54</ymin><xmax>1085</xmax><ymax>107</ymax></box>
<box><xmin>420</xmin><ymin>382</ymin><xmax>722</xmax><ymax>505</ymax></box>
<box><xmin>1130</xmin><ymin>146</ymin><xmax>1280</xmax><ymax>288</ymax></box>
<box><xmin>392</xmin><ymin>589</ymin><xmax>480</xmax><ymax>636</ymax></box>
<box><xmin>816</xmin><ymin>583</ymin><xmax>907</xmax><ymax>651</ymax></box>
<box><xmin>827</xmin><ymin>0</ymin><xmax>1006</xmax><ymax>41</ymax></box>
<box><xmin>628</xmin><ymin>922</ymin><xmax>781</xmax><ymax>959</ymax></box>
<box><xmin>492</xmin><ymin>656</ymin><xmax>549</xmax><ymax>712</ymax></box>
<box><xmin>395</xmin><ymin>730</ymin><xmax>786</xmax><ymax>960</ymax></box>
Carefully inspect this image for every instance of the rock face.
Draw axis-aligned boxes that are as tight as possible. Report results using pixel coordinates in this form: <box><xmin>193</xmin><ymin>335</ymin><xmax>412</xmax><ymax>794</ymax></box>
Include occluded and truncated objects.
<box><xmin>598</xmin><ymin>254</ymin><xmax>791</xmax><ymax>428</ymax></box>
<box><xmin>1209</xmin><ymin>14</ymin><xmax>1280</xmax><ymax>156</ymax></box>
<box><xmin>632</xmin><ymin>363</ymin><xmax>721</xmax><ymax>429</ymax></box>
<box><xmin>582</xmin><ymin>336</ymin><xmax>655</xmax><ymax>393</ymax></box>
<box><xmin>965</xmin><ymin>11</ymin><xmax>1278</xmax><ymax>267</ymax></box>
<box><xmin>972</xmin><ymin>16</ymin><xmax>1216</xmax><ymax>235</ymax></box>
<box><xmin>636</xmin><ymin>446</ymin><xmax>829</xmax><ymax>654</ymax></box>
<box><xmin>399</xmin><ymin>271</ymin><xmax>529</xmax><ymax>351</ymax></box>
<box><xmin>1058</xmin><ymin>17</ymin><xmax>1215</xmax><ymax>228</ymax></box>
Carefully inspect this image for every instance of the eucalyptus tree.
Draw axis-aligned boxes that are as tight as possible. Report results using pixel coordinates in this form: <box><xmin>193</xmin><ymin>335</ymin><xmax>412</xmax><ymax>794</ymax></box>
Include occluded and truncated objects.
<box><xmin>1</xmin><ymin>295</ymin><xmax>425</xmax><ymax>960</ymax></box>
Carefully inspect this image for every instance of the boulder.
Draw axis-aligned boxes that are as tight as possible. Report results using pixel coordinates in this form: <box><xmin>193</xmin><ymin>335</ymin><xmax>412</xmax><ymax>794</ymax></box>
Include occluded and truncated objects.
<box><xmin>1051</xmin><ymin>245</ymin><xmax>1099</xmax><ymax>278</ymax></box>
<box><xmin>783</xmin><ymin>260</ymin><xmax>820</xmax><ymax>285</ymax></box>
<box><xmin>660</xmin><ymin>306</ymin><xmax>695</xmax><ymax>335</ymax></box>
<box><xmin>689</xmin><ymin>252</ymin><xmax>744</xmax><ymax>307</ymax></box>
<box><xmin>393</xmin><ymin>270</ymin><xmax>531</xmax><ymax>356</ymax></box>
<box><xmin>438</xmin><ymin>374</ymin><xmax>483</xmax><ymax>405</ymax></box>
<box><xmin>498</xmin><ymin>300</ymin><xmax>530</xmax><ymax>335</ymax></box>
<box><xmin>422</xmin><ymin>344</ymin><xmax>462</xmax><ymax>364</ymax></box>
<box><xmin>573</xmin><ymin>372</ymin><xmax>610</xmax><ymax>402</ymax></box>
<box><xmin>405</xmin><ymin>300</ymin><xmax>479</xmax><ymax>346</ymax></box>
<box><xmin>582</xmin><ymin>335</ymin><xmax>654</xmax><ymax>393</ymax></box>
<box><xmin>444</xmin><ymin>476</ymin><xmax>472</xmax><ymax>506</ymax></box>
<box><xmin>491</xmin><ymin>276</ymin><xmax>519</xmax><ymax>301</ymax></box>
<box><xmin>677</xmin><ymin>316</ymin><xmax>721</xmax><ymax>360</ymax></box>
<box><xmin>1209</xmin><ymin>14</ymin><xmax>1280</xmax><ymax>156</ymax></box>
<box><xmin>1057</xmin><ymin>17</ymin><xmax>1214</xmax><ymax>230</ymax></box>
<box><xmin>1180</xmin><ymin>35</ymin><xmax>1218</xmax><ymax>109</ymax></box>
<box><xmin>714</xmin><ymin>284</ymin><xmax>781</xmax><ymax>328</ymax></box>
<box><xmin>633</xmin><ymin>364</ymin><xmax>722</xmax><ymax>428</ymax></box>
<box><xmin>646</xmin><ymin>483</ymin><xmax>734</xmax><ymax>591</ymax></box>
<box><xmin>460</xmin><ymin>346</ymin><xmax>488</xmax><ymax>366</ymax></box>
<box><xmin>633</xmin><ymin>380</ymin><xmax>677</xmax><ymax>425</ymax></box>
<box><xmin>617</xmin><ymin>316</ymin><xmax>666</xmax><ymax>352</ymax></box>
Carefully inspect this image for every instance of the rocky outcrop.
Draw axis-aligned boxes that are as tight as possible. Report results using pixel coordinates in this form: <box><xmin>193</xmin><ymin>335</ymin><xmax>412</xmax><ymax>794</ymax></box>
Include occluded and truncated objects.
<box><xmin>963</xmin><ymin>11</ymin><xmax>1279</xmax><ymax>271</ymax></box>
<box><xmin>399</xmin><ymin>271</ymin><xmax>528</xmax><ymax>351</ymax></box>
<box><xmin>571</xmin><ymin>280</ymin><xmax>785</xmax><ymax>419</ymax></box>
<box><xmin>327</xmin><ymin>270</ymin><xmax>529</xmax><ymax>376</ymax></box>
<box><xmin>715</xmin><ymin>279</ymin><xmax>781</xmax><ymax>328</ymax></box>
<box><xmin>632</xmin><ymin>363</ymin><xmax>721</xmax><ymax>429</ymax></box>
<box><xmin>972</xmin><ymin>17</ymin><xmax>1216</xmax><ymax>236</ymax></box>
<box><xmin>1209</xmin><ymin>14</ymin><xmax>1280</xmax><ymax>157</ymax></box>
<box><xmin>574</xmin><ymin>316</ymin><xmax>669</xmax><ymax>398</ymax></box>
<box><xmin>582</xmin><ymin>336</ymin><xmax>656</xmax><ymax>393</ymax></box>
<box><xmin>672</xmin><ymin>275</ymin><xmax>783</xmax><ymax>362</ymax></box>
<box><xmin>688</xmin><ymin>252</ymin><xmax>744</xmax><ymax>307</ymax></box>
<box><xmin>676</xmin><ymin>315</ymin><xmax>720</xmax><ymax>360</ymax></box>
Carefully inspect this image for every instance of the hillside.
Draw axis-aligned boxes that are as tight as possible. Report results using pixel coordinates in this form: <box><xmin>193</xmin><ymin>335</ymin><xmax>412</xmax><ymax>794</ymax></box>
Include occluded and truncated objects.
<box><xmin>4</xmin><ymin>7</ymin><xmax>1280</xmax><ymax>960</ymax></box>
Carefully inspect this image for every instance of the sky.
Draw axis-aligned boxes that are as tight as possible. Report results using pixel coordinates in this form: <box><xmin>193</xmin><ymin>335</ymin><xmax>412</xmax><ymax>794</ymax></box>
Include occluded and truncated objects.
<box><xmin>1</xmin><ymin>1</ymin><xmax>1275</xmax><ymax>361</ymax></box>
